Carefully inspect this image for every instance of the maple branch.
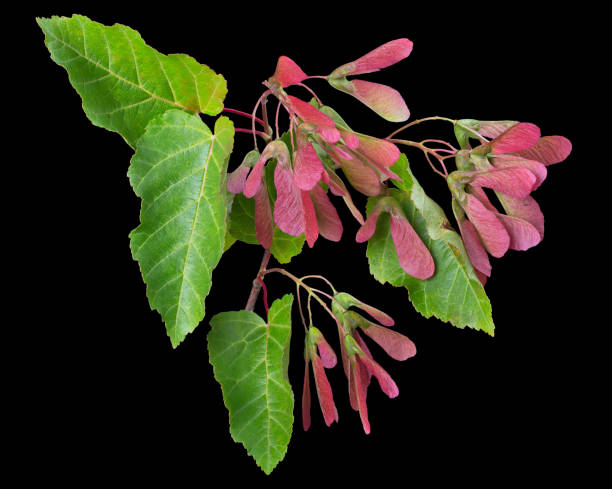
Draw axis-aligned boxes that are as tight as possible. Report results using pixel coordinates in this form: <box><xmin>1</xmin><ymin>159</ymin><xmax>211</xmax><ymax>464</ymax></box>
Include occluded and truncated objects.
<box><xmin>245</xmin><ymin>249</ymin><xmax>272</xmax><ymax>311</ymax></box>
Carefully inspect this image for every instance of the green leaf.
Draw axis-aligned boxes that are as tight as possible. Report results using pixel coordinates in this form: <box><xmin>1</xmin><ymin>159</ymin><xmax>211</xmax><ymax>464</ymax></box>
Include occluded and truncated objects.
<box><xmin>270</xmin><ymin>227</ymin><xmax>305</xmax><ymax>264</ymax></box>
<box><xmin>223</xmin><ymin>195</ymin><xmax>237</xmax><ymax>252</ymax></box>
<box><xmin>208</xmin><ymin>294</ymin><xmax>295</xmax><ymax>475</ymax></box>
<box><xmin>37</xmin><ymin>14</ymin><xmax>227</xmax><ymax>148</ymax></box>
<box><xmin>129</xmin><ymin>110</ymin><xmax>235</xmax><ymax>347</ymax></box>
<box><xmin>368</xmin><ymin>155</ymin><xmax>494</xmax><ymax>334</ymax></box>
<box><xmin>229</xmin><ymin>194</ymin><xmax>260</xmax><ymax>245</ymax></box>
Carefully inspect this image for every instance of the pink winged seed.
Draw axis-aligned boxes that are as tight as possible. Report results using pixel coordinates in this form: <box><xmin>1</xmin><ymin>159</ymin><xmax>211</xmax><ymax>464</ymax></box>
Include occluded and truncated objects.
<box><xmin>457</xmin><ymin>217</ymin><xmax>492</xmax><ymax>278</ymax></box>
<box><xmin>360</xmin><ymin>323</ymin><xmax>416</xmax><ymax>361</ymax></box>
<box><xmin>357</xmin><ymin>353</ymin><xmax>399</xmax><ymax>399</ymax></box>
<box><xmin>464</xmin><ymin>194</ymin><xmax>510</xmax><ymax>258</ymax></box>
<box><xmin>347</xmin><ymin>359</ymin><xmax>358</xmax><ymax>411</ymax></box>
<box><xmin>355</xmin><ymin>208</ymin><xmax>383</xmax><ymax>243</ymax></box>
<box><xmin>312</xmin><ymin>355</ymin><xmax>339</xmax><ymax>427</ymax></box>
<box><xmin>243</xmin><ymin>153</ymin><xmax>268</xmax><ymax>198</ymax></box>
<box><xmin>353</xmin><ymin>302</ymin><xmax>394</xmax><ymax>327</ymax></box>
<box><xmin>496</xmin><ymin>213</ymin><xmax>542</xmax><ymax>251</ymax></box>
<box><xmin>491</xmin><ymin>122</ymin><xmax>541</xmax><ymax>154</ymax></box>
<box><xmin>338</xmin><ymin>155</ymin><xmax>382</xmax><ymax>196</ymax></box>
<box><xmin>470</xmin><ymin>167</ymin><xmax>537</xmax><ymax>199</ymax></box>
<box><xmin>351</xmin><ymin>357</ymin><xmax>371</xmax><ymax>434</ymax></box>
<box><xmin>271</xmin><ymin>55</ymin><xmax>308</xmax><ymax>88</ymax></box>
<box><xmin>340</xmin><ymin>129</ymin><xmax>360</xmax><ymax>149</ymax></box>
<box><xmin>514</xmin><ymin>135</ymin><xmax>572</xmax><ymax>166</ymax></box>
<box><xmin>475</xmin><ymin>269</ymin><xmax>488</xmax><ymax>286</ymax></box>
<box><xmin>301</xmin><ymin>190</ymin><xmax>319</xmax><ymax>248</ymax></box>
<box><xmin>496</xmin><ymin>193</ymin><xmax>545</xmax><ymax>238</ymax></box>
<box><xmin>491</xmin><ymin>155</ymin><xmax>548</xmax><ymax>190</ymax></box>
<box><xmin>288</xmin><ymin>96</ymin><xmax>341</xmax><ymax>143</ymax></box>
<box><xmin>311</xmin><ymin>185</ymin><xmax>343</xmax><ymax>242</ymax></box>
<box><xmin>226</xmin><ymin>163</ymin><xmax>250</xmax><ymax>194</ymax></box>
<box><xmin>274</xmin><ymin>163</ymin><xmax>305</xmax><ymax>237</ymax></box>
<box><xmin>254</xmin><ymin>184</ymin><xmax>274</xmax><ymax>250</ymax></box>
<box><xmin>389</xmin><ymin>210</ymin><xmax>435</xmax><ymax>279</ymax></box>
<box><xmin>336</xmin><ymin>320</ymin><xmax>350</xmax><ymax>379</ymax></box>
<box><xmin>350</xmin><ymin>79</ymin><xmax>410</xmax><ymax>122</ymax></box>
<box><xmin>353</xmin><ymin>330</ymin><xmax>373</xmax><ymax>388</ymax></box>
<box><xmin>469</xmin><ymin>186</ymin><xmax>497</xmax><ymax>213</ymax></box>
<box><xmin>294</xmin><ymin>141</ymin><xmax>325</xmax><ymax>191</ymax></box>
<box><xmin>333</xmin><ymin>38</ymin><xmax>414</xmax><ymax>77</ymax></box>
<box><xmin>478</xmin><ymin>120</ymin><xmax>518</xmax><ymax>139</ymax></box>
<box><xmin>331</xmin><ymin>145</ymin><xmax>353</xmax><ymax>160</ymax></box>
<box><xmin>314</xmin><ymin>330</ymin><xmax>338</xmax><ymax>369</ymax></box>
<box><xmin>327</xmin><ymin>171</ymin><xmax>365</xmax><ymax>224</ymax></box>
<box><xmin>355</xmin><ymin>134</ymin><xmax>401</xmax><ymax>168</ymax></box>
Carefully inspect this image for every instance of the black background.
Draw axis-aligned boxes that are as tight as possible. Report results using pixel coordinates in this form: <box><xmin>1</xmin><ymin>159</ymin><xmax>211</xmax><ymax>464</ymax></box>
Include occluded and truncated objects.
<box><xmin>21</xmin><ymin>2</ymin><xmax>595</xmax><ymax>484</ymax></box>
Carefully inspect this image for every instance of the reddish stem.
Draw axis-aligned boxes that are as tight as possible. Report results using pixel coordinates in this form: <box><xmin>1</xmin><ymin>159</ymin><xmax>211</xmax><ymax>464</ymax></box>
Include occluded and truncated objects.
<box><xmin>235</xmin><ymin>127</ymin><xmax>271</xmax><ymax>140</ymax></box>
<box><xmin>223</xmin><ymin>107</ymin><xmax>266</xmax><ymax>127</ymax></box>
<box><xmin>252</xmin><ymin>90</ymin><xmax>271</xmax><ymax>149</ymax></box>
<box><xmin>421</xmin><ymin>139</ymin><xmax>458</xmax><ymax>152</ymax></box>
<box><xmin>257</xmin><ymin>276</ymin><xmax>269</xmax><ymax>317</ymax></box>
<box><xmin>275</xmin><ymin>99</ymin><xmax>282</xmax><ymax>140</ymax></box>
<box><xmin>386</xmin><ymin>116</ymin><xmax>456</xmax><ymax>139</ymax></box>
<box><xmin>296</xmin><ymin>83</ymin><xmax>321</xmax><ymax>105</ymax></box>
